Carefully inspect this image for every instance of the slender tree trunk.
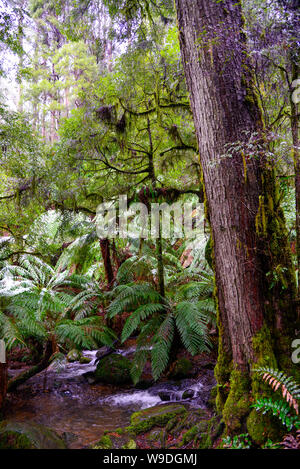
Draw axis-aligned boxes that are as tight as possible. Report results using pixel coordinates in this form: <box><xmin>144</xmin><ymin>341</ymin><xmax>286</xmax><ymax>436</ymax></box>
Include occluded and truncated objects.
<box><xmin>147</xmin><ymin>117</ymin><xmax>166</xmax><ymax>298</ymax></box>
<box><xmin>175</xmin><ymin>0</ymin><xmax>298</xmax><ymax>440</ymax></box>
<box><xmin>156</xmin><ymin>218</ymin><xmax>165</xmax><ymax>298</ymax></box>
<box><xmin>291</xmin><ymin>59</ymin><xmax>300</xmax><ymax>303</ymax></box>
<box><xmin>0</xmin><ymin>363</ymin><xmax>7</xmax><ymax>409</ymax></box>
<box><xmin>100</xmin><ymin>238</ymin><xmax>114</xmax><ymax>287</ymax></box>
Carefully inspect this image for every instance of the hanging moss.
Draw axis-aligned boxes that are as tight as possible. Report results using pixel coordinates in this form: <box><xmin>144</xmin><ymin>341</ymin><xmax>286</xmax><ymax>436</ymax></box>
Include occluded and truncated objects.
<box><xmin>241</xmin><ymin>71</ymin><xmax>265</xmax><ymax>127</ymax></box>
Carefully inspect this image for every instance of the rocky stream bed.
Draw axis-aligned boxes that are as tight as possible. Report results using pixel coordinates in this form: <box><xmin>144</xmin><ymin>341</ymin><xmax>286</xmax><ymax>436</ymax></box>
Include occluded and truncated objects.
<box><xmin>0</xmin><ymin>347</ymin><xmax>220</xmax><ymax>449</ymax></box>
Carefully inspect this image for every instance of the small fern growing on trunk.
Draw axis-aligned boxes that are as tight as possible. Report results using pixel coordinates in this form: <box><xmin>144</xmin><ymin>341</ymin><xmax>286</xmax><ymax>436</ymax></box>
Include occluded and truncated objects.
<box><xmin>252</xmin><ymin>367</ymin><xmax>300</xmax><ymax>432</ymax></box>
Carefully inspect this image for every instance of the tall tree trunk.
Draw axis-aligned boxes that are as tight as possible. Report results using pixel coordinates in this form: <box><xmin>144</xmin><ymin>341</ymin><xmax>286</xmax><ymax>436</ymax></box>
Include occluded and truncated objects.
<box><xmin>100</xmin><ymin>238</ymin><xmax>114</xmax><ymax>287</ymax></box>
<box><xmin>175</xmin><ymin>0</ymin><xmax>298</xmax><ymax>441</ymax></box>
<box><xmin>291</xmin><ymin>59</ymin><xmax>300</xmax><ymax>304</ymax></box>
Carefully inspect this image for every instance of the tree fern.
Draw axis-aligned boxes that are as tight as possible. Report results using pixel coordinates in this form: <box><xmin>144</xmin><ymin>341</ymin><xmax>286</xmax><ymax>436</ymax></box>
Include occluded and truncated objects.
<box><xmin>108</xmin><ymin>280</ymin><xmax>212</xmax><ymax>382</ymax></box>
<box><xmin>0</xmin><ymin>311</ymin><xmax>26</xmax><ymax>349</ymax></box>
<box><xmin>69</xmin><ymin>278</ymin><xmax>106</xmax><ymax>319</ymax></box>
<box><xmin>0</xmin><ymin>255</ymin><xmax>115</xmax><ymax>358</ymax></box>
<box><xmin>116</xmin><ymin>255</ymin><xmax>156</xmax><ymax>284</ymax></box>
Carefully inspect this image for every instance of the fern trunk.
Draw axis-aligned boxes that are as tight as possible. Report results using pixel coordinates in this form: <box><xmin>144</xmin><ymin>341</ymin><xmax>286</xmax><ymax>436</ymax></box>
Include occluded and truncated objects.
<box><xmin>156</xmin><ymin>220</ymin><xmax>165</xmax><ymax>298</ymax></box>
<box><xmin>7</xmin><ymin>341</ymin><xmax>53</xmax><ymax>392</ymax></box>
<box><xmin>100</xmin><ymin>238</ymin><xmax>114</xmax><ymax>287</ymax></box>
<box><xmin>175</xmin><ymin>0</ymin><xmax>298</xmax><ymax>442</ymax></box>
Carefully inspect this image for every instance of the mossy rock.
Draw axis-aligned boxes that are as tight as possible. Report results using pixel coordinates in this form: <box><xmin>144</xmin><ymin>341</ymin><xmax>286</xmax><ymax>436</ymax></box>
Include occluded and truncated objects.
<box><xmin>93</xmin><ymin>407</ymin><xmax>215</xmax><ymax>450</ymax></box>
<box><xmin>128</xmin><ymin>404</ymin><xmax>187</xmax><ymax>435</ymax></box>
<box><xmin>79</xmin><ymin>356</ymin><xmax>92</xmax><ymax>364</ymax></box>
<box><xmin>94</xmin><ymin>435</ymin><xmax>112</xmax><ymax>449</ymax></box>
<box><xmin>197</xmin><ymin>416</ymin><xmax>223</xmax><ymax>449</ymax></box>
<box><xmin>93</xmin><ymin>431</ymin><xmax>135</xmax><ymax>450</ymax></box>
<box><xmin>167</xmin><ymin>408</ymin><xmax>208</xmax><ymax>442</ymax></box>
<box><xmin>168</xmin><ymin>358</ymin><xmax>193</xmax><ymax>380</ymax></box>
<box><xmin>0</xmin><ymin>421</ymin><xmax>66</xmax><ymax>449</ymax></box>
<box><xmin>246</xmin><ymin>409</ymin><xmax>284</xmax><ymax>446</ymax></box>
<box><xmin>67</xmin><ymin>349</ymin><xmax>82</xmax><ymax>362</ymax></box>
<box><xmin>122</xmin><ymin>439</ymin><xmax>137</xmax><ymax>449</ymax></box>
<box><xmin>94</xmin><ymin>353</ymin><xmax>132</xmax><ymax>385</ymax></box>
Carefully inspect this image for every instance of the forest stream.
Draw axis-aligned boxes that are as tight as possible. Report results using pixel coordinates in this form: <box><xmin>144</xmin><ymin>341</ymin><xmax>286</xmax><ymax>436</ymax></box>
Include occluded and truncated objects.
<box><xmin>3</xmin><ymin>349</ymin><xmax>215</xmax><ymax>449</ymax></box>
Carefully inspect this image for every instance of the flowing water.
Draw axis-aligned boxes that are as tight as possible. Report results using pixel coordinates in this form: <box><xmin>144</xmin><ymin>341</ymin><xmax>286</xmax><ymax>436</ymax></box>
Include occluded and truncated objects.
<box><xmin>4</xmin><ymin>350</ymin><xmax>214</xmax><ymax>448</ymax></box>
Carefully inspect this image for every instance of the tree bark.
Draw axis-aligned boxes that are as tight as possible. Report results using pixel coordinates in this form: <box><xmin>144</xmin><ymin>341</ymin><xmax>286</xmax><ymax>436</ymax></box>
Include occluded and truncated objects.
<box><xmin>175</xmin><ymin>0</ymin><xmax>298</xmax><ymax>439</ymax></box>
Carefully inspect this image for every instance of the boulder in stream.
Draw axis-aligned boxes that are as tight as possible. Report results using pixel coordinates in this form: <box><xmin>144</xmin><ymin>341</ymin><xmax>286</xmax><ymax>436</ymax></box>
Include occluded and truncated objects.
<box><xmin>94</xmin><ymin>353</ymin><xmax>132</xmax><ymax>385</ymax></box>
<box><xmin>129</xmin><ymin>404</ymin><xmax>187</xmax><ymax>434</ymax></box>
<box><xmin>66</xmin><ymin>349</ymin><xmax>82</xmax><ymax>362</ymax></box>
<box><xmin>182</xmin><ymin>389</ymin><xmax>195</xmax><ymax>399</ymax></box>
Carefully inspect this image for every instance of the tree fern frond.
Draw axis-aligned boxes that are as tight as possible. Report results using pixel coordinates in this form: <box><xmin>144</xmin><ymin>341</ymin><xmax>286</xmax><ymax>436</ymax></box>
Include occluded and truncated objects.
<box><xmin>0</xmin><ymin>311</ymin><xmax>27</xmax><ymax>349</ymax></box>
<box><xmin>107</xmin><ymin>283</ymin><xmax>162</xmax><ymax>318</ymax></box>
<box><xmin>176</xmin><ymin>280</ymin><xmax>213</xmax><ymax>301</ymax></box>
<box><xmin>55</xmin><ymin>317</ymin><xmax>115</xmax><ymax>349</ymax></box>
<box><xmin>131</xmin><ymin>347</ymin><xmax>150</xmax><ymax>385</ymax></box>
<box><xmin>175</xmin><ymin>301</ymin><xmax>210</xmax><ymax>355</ymax></box>
<box><xmin>116</xmin><ymin>256</ymin><xmax>155</xmax><ymax>284</ymax></box>
<box><xmin>121</xmin><ymin>303</ymin><xmax>165</xmax><ymax>343</ymax></box>
<box><xmin>151</xmin><ymin>314</ymin><xmax>174</xmax><ymax>380</ymax></box>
